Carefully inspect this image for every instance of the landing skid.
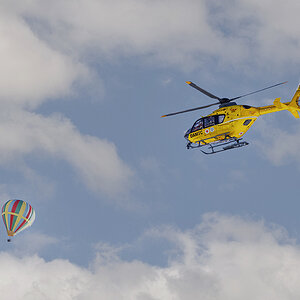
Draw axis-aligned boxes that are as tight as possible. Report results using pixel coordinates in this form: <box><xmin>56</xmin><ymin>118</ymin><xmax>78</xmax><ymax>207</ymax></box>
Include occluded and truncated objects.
<box><xmin>186</xmin><ymin>137</ymin><xmax>249</xmax><ymax>154</ymax></box>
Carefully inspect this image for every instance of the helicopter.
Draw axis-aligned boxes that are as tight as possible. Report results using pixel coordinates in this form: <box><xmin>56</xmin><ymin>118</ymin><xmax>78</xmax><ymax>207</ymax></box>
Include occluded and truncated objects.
<box><xmin>162</xmin><ymin>81</ymin><xmax>300</xmax><ymax>154</ymax></box>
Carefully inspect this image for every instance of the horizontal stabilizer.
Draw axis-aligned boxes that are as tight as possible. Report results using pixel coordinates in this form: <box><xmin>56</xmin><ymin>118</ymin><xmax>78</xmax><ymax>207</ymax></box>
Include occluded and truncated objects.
<box><xmin>289</xmin><ymin>109</ymin><xmax>300</xmax><ymax>118</ymax></box>
<box><xmin>273</xmin><ymin>97</ymin><xmax>283</xmax><ymax>109</ymax></box>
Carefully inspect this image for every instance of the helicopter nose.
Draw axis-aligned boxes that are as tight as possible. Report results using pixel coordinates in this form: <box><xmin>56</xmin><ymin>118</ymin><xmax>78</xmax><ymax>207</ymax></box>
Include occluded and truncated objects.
<box><xmin>184</xmin><ymin>128</ymin><xmax>191</xmax><ymax>140</ymax></box>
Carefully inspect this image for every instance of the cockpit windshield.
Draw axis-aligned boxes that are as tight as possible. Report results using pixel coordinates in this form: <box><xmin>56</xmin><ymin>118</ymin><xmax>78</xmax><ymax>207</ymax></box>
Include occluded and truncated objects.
<box><xmin>191</xmin><ymin>119</ymin><xmax>203</xmax><ymax>131</ymax></box>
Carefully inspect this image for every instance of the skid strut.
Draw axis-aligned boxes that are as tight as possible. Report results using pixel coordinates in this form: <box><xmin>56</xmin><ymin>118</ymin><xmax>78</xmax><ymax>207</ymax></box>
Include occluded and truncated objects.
<box><xmin>187</xmin><ymin>136</ymin><xmax>249</xmax><ymax>154</ymax></box>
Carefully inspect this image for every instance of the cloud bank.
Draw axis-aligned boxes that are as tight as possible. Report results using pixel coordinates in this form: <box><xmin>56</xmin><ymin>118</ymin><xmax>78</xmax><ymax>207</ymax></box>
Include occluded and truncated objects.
<box><xmin>0</xmin><ymin>0</ymin><xmax>299</xmax><ymax>196</ymax></box>
<box><xmin>0</xmin><ymin>5</ymin><xmax>89</xmax><ymax>108</ymax></box>
<box><xmin>0</xmin><ymin>2</ymin><xmax>135</xmax><ymax>199</ymax></box>
<box><xmin>0</xmin><ymin>4</ymin><xmax>299</xmax><ymax>299</ymax></box>
<box><xmin>1</xmin><ymin>0</ymin><xmax>299</xmax><ymax>104</ymax></box>
<box><xmin>12</xmin><ymin>0</ymin><xmax>300</xmax><ymax>70</ymax></box>
<box><xmin>0</xmin><ymin>109</ymin><xmax>133</xmax><ymax>198</ymax></box>
<box><xmin>2</xmin><ymin>214</ymin><xmax>300</xmax><ymax>299</ymax></box>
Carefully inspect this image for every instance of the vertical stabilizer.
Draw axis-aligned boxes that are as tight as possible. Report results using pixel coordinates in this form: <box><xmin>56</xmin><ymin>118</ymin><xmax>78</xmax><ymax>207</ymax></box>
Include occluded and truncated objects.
<box><xmin>289</xmin><ymin>85</ymin><xmax>300</xmax><ymax>108</ymax></box>
<box><xmin>287</xmin><ymin>85</ymin><xmax>300</xmax><ymax>118</ymax></box>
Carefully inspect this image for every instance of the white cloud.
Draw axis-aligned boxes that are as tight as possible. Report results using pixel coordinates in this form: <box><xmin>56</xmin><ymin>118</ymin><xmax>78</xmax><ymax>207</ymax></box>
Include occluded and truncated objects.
<box><xmin>0</xmin><ymin>0</ymin><xmax>298</xmax><ymax>199</ymax></box>
<box><xmin>0</xmin><ymin>3</ymin><xmax>138</xmax><ymax>200</ymax></box>
<box><xmin>0</xmin><ymin>164</ymin><xmax>56</xmax><ymax>203</ymax></box>
<box><xmin>12</xmin><ymin>232</ymin><xmax>59</xmax><ymax>256</ymax></box>
<box><xmin>0</xmin><ymin>0</ymin><xmax>298</xmax><ymax>108</ymax></box>
<box><xmin>254</xmin><ymin>118</ymin><xmax>300</xmax><ymax>166</ymax></box>
<box><xmin>0</xmin><ymin>254</ymin><xmax>89</xmax><ymax>300</ymax></box>
<box><xmin>0</xmin><ymin>5</ymin><xmax>90</xmax><ymax>108</ymax></box>
<box><xmin>0</xmin><ymin>109</ymin><xmax>134</xmax><ymax>199</ymax></box>
<box><xmin>11</xmin><ymin>0</ymin><xmax>300</xmax><ymax>71</ymax></box>
<box><xmin>245</xmin><ymin>0</ymin><xmax>300</xmax><ymax>62</ymax></box>
<box><xmin>2</xmin><ymin>214</ymin><xmax>300</xmax><ymax>299</ymax></box>
<box><xmin>15</xmin><ymin>0</ymin><xmax>221</xmax><ymax>67</ymax></box>
<box><xmin>202</xmin><ymin>0</ymin><xmax>300</xmax><ymax>68</ymax></box>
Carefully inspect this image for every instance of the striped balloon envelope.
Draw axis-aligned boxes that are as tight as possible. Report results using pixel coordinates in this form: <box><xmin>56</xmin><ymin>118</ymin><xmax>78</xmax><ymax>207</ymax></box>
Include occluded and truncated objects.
<box><xmin>2</xmin><ymin>199</ymin><xmax>35</xmax><ymax>239</ymax></box>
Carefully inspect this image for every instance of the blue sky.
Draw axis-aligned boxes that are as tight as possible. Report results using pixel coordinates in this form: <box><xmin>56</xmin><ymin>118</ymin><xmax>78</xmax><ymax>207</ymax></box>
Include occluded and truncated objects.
<box><xmin>0</xmin><ymin>1</ymin><xmax>300</xmax><ymax>298</ymax></box>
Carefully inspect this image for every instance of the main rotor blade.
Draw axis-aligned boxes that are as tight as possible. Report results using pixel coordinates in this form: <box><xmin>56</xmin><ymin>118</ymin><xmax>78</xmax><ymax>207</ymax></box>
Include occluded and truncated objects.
<box><xmin>161</xmin><ymin>102</ymin><xmax>220</xmax><ymax>118</ymax></box>
<box><xmin>230</xmin><ymin>81</ymin><xmax>288</xmax><ymax>101</ymax></box>
<box><xmin>186</xmin><ymin>81</ymin><xmax>221</xmax><ymax>101</ymax></box>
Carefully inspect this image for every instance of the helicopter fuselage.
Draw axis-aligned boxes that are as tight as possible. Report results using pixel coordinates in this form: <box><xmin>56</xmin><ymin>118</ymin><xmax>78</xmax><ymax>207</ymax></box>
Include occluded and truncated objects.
<box><xmin>185</xmin><ymin>93</ymin><xmax>300</xmax><ymax>146</ymax></box>
<box><xmin>162</xmin><ymin>80</ymin><xmax>300</xmax><ymax>153</ymax></box>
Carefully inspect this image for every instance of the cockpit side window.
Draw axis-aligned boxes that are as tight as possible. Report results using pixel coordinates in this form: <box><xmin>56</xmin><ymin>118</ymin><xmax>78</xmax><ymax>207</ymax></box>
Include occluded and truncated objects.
<box><xmin>191</xmin><ymin>118</ymin><xmax>203</xmax><ymax>132</ymax></box>
<box><xmin>243</xmin><ymin>119</ymin><xmax>252</xmax><ymax>126</ymax></box>
<box><xmin>203</xmin><ymin>116</ymin><xmax>215</xmax><ymax>128</ymax></box>
<box><xmin>192</xmin><ymin>114</ymin><xmax>225</xmax><ymax>131</ymax></box>
<box><xmin>217</xmin><ymin>114</ymin><xmax>225</xmax><ymax>124</ymax></box>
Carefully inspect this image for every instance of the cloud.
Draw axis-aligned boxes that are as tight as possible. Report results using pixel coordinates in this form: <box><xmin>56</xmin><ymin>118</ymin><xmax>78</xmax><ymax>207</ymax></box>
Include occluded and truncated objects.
<box><xmin>0</xmin><ymin>3</ymin><xmax>138</xmax><ymax>201</ymax></box>
<box><xmin>0</xmin><ymin>254</ymin><xmax>89</xmax><ymax>300</ymax></box>
<box><xmin>15</xmin><ymin>0</ymin><xmax>221</xmax><ymax>67</ymax></box>
<box><xmin>12</xmin><ymin>232</ymin><xmax>59</xmax><ymax>256</ymax></box>
<box><xmin>254</xmin><ymin>118</ymin><xmax>300</xmax><ymax>166</ymax></box>
<box><xmin>2</xmin><ymin>213</ymin><xmax>300</xmax><ymax>299</ymax></box>
<box><xmin>0</xmin><ymin>5</ymin><xmax>91</xmax><ymax>109</ymax></box>
<box><xmin>11</xmin><ymin>0</ymin><xmax>300</xmax><ymax>72</ymax></box>
<box><xmin>0</xmin><ymin>164</ymin><xmax>56</xmax><ymax>203</ymax></box>
<box><xmin>0</xmin><ymin>0</ymin><xmax>298</xmax><ymax>108</ymax></box>
<box><xmin>0</xmin><ymin>0</ymin><xmax>298</xmax><ymax>200</ymax></box>
<box><xmin>201</xmin><ymin>0</ymin><xmax>300</xmax><ymax>68</ymax></box>
<box><xmin>0</xmin><ymin>109</ymin><xmax>134</xmax><ymax>199</ymax></box>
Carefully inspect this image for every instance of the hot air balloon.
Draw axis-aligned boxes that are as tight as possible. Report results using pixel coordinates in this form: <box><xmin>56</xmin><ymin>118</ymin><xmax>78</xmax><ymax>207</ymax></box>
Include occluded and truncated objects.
<box><xmin>2</xmin><ymin>199</ymin><xmax>35</xmax><ymax>242</ymax></box>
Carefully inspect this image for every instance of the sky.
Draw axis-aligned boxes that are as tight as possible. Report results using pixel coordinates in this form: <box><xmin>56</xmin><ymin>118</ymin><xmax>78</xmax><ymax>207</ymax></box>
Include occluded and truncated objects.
<box><xmin>0</xmin><ymin>0</ymin><xmax>300</xmax><ymax>299</ymax></box>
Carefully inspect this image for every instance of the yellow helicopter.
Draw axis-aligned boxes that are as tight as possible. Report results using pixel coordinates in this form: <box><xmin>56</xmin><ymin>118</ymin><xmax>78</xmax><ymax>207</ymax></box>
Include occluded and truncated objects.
<box><xmin>162</xmin><ymin>81</ymin><xmax>300</xmax><ymax>154</ymax></box>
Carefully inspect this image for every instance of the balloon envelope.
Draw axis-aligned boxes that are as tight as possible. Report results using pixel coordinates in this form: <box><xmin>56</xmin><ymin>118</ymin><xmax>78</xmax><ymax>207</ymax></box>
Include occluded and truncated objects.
<box><xmin>2</xmin><ymin>199</ymin><xmax>35</xmax><ymax>237</ymax></box>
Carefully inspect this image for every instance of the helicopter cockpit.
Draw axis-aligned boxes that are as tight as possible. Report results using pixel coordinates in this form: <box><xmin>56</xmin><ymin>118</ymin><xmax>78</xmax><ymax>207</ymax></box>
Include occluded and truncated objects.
<box><xmin>184</xmin><ymin>114</ymin><xmax>225</xmax><ymax>140</ymax></box>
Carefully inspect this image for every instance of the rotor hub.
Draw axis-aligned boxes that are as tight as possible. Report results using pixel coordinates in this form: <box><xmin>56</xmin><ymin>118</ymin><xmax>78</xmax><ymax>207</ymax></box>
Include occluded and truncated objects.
<box><xmin>219</xmin><ymin>102</ymin><xmax>237</xmax><ymax>108</ymax></box>
<box><xmin>220</xmin><ymin>98</ymin><xmax>231</xmax><ymax>104</ymax></box>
